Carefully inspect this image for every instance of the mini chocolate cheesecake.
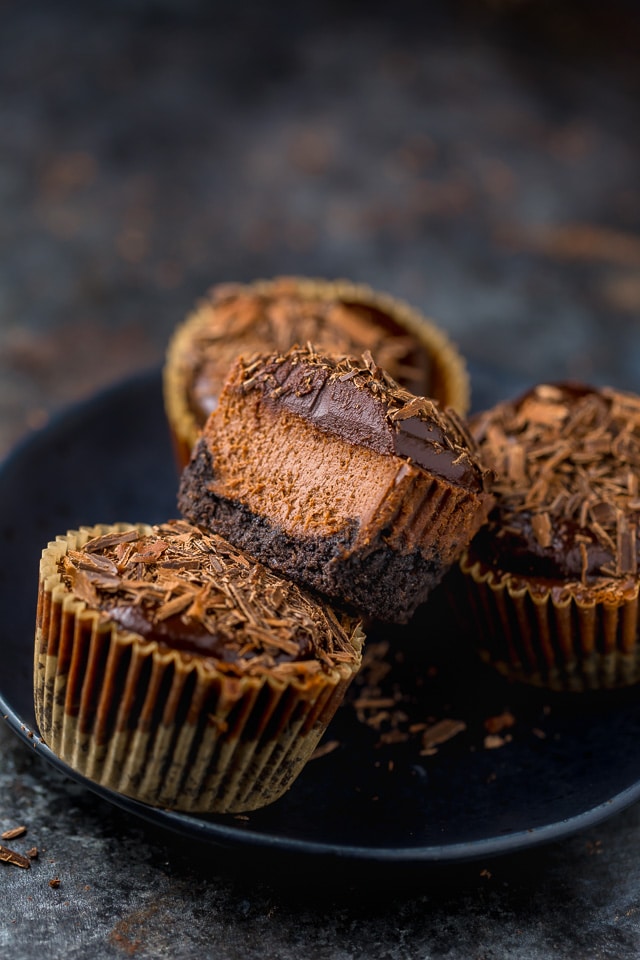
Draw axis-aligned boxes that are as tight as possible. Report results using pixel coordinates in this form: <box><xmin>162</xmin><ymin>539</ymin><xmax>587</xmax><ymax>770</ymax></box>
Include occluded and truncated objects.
<box><xmin>467</xmin><ymin>382</ymin><xmax>640</xmax><ymax>583</ymax></box>
<box><xmin>163</xmin><ymin>276</ymin><xmax>470</xmax><ymax>468</ymax></box>
<box><xmin>34</xmin><ymin>520</ymin><xmax>364</xmax><ymax>813</ymax></box>
<box><xmin>455</xmin><ymin>382</ymin><xmax>640</xmax><ymax>690</ymax></box>
<box><xmin>178</xmin><ymin>346</ymin><xmax>494</xmax><ymax>624</ymax></box>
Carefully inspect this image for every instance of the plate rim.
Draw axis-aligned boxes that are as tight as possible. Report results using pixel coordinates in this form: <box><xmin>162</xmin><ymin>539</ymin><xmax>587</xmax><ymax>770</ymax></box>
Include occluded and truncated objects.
<box><xmin>2</xmin><ymin>366</ymin><xmax>640</xmax><ymax>867</ymax></box>
<box><xmin>3</xmin><ymin>698</ymin><xmax>640</xmax><ymax>865</ymax></box>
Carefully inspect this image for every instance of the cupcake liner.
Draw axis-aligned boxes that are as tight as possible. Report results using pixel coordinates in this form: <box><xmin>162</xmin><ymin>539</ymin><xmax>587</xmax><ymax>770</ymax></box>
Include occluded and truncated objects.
<box><xmin>378</xmin><ymin>470</ymin><xmax>491</xmax><ymax>570</ymax></box>
<box><xmin>34</xmin><ymin>524</ymin><xmax>363</xmax><ymax>813</ymax></box>
<box><xmin>163</xmin><ymin>275</ymin><xmax>470</xmax><ymax>469</ymax></box>
<box><xmin>457</xmin><ymin>552</ymin><xmax>640</xmax><ymax>692</ymax></box>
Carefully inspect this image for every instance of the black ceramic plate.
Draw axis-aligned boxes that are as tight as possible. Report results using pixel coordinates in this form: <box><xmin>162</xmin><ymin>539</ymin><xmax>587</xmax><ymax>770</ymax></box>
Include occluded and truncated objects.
<box><xmin>3</xmin><ymin>367</ymin><xmax>640</xmax><ymax>867</ymax></box>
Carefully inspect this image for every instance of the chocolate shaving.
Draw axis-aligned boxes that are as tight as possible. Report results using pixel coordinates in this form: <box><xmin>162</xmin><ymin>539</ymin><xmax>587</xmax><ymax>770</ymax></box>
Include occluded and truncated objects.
<box><xmin>310</xmin><ymin>740</ymin><xmax>340</xmax><ymax>760</ymax></box>
<box><xmin>484</xmin><ymin>733</ymin><xmax>512</xmax><ymax>750</ymax></box>
<box><xmin>388</xmin><ymin>396</ymin><xmax>438</xmax><ymax>422</ymax></box>
<box><xmin>420</xmin><ymin>718</ymin><xmax>467</xmax><ymax>756</ymax></box>
<box><xmin>59</xmin><ymin>520</ymin><xmax>360</xmax><ymax>678</ymax></box>
<box><xmin>484</xmin><ymin>711</ymin><xmax>516</xmax><ymax>734</ymax></box>
<box><xmin>128</xmin><ymin>540</ymin><xmax>170</xmax><ymax>563</ymax></box>
<box><xmin>185</xmin><ymin>282</ymin><xmax>434</xmax><ymax>426</ymax></box>
<box><xmin>617</xmin><ymin>511</ymin><xmax>637</xmax><ymax>576</ymax></box>
<box><xmin>531</xmin><ymin>512</ymin><xmax>552</xmax><ymax>549</ymax></box>
<box><xmin>154</xmin><ymin>592</ymin><xmax>194</xmax><ymax>621</ymax></box>
<box><xmin>83</xmin><ymin>530</ymin><xmax>140</xmax><ymax>553</ymax></box>
<box><xmin>1</xmin><ymin>825</ymin><xmax>27</xmax><ymax>840</ymax></box>
<box><xmin>0</xmin><ymin>844</ymin><xmax>30</xmax><ymax>869</ymax></box>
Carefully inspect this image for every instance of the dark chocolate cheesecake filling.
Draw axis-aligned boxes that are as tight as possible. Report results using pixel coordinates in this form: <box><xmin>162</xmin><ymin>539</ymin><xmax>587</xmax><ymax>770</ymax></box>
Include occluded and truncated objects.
<box><xmin>237</xmin><ymin>346</ymin><xmax>490</xmax><ymax>492</ymax></box>
<box><xmin>58</xmin><ymin>521</ymin><xmax>358</xmax><ymax>673</ymax></box>
<box><xmin>470</xmin><ymin>382</ymin><xmax>640</xmax><ymax>582</ymax></box>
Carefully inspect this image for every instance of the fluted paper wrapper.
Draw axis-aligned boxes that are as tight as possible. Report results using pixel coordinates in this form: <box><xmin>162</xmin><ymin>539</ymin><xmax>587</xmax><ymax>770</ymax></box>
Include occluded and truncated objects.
<box><xmin>163</xmin><ymin>275</ymin><xmax>470</xmax><ymax>469</ymax></box>
<box><xmin>34</xmin><ymin>525</ymin><xmax>363</xmax><ymax>813</ymax></box>
<box><xmin>457</xmin><ymin>552</ymin><xmax>640</xmax><ymax>693</ymax></box>
<box><xmin>381</xmin><ymin>471</ymin><xmax>494</xmax><ymax>575</ymax></box>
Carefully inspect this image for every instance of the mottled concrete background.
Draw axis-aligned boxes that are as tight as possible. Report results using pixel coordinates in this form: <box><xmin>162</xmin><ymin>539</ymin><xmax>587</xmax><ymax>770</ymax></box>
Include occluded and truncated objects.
<box><xmin>2</xmin><ymin>0</ymin><xmax>640</xmax><ymax>957</ymax></box>
<box><xmin>2</xmin><ymin>0</ymin><xmax>640</xmax><ymax>455</ymax></box>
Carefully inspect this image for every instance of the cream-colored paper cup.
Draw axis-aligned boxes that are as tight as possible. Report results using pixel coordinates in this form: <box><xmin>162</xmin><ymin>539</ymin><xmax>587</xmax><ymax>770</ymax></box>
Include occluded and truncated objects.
<box><xmin>456</xmin><ymin>551</ymin><xmax>640</xmax><ymax>693</ymax></box>
<box><xmin>34</xmin><ymin>523</ymin><xmax>364</xmax><ymax>813</ymax></box>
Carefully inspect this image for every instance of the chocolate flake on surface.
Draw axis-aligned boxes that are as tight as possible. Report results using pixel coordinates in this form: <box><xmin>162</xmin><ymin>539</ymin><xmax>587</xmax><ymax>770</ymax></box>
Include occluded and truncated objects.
<box><xmin>310</xmin><ymin>740</ymin><xmax>341</xmax><ymax>760</ymax></box>
<box><xmin>419</xmin><ymin>719</ymin><xmax>467</xmax><ymax>756</ymax></box>
<box><xmin>484</xmin><ymin>711</ymin><xmax>516</xmax><ymax>735</ymax></box>
<box><xmin>483</xmin><ymin>733</ymin><xmax>513</xmax><ymax>750</ymax></box>
<box><xmin>0</xmin><ymin>844</ymin><xmax>31</xmax><ymax>869</ymax></box>
<box><xmin>1</xmin><ymin>825</ymin><xmax>27</xmax><ymax>841</ymax></box>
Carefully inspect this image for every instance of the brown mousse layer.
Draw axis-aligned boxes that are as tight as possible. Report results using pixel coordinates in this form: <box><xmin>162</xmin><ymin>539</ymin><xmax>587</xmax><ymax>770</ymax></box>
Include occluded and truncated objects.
<box><xmin>178</xmin><ymin>347</ymin><xmax>494</xmax><ymax>623</ymax></box>
<box><xmin>469</xmin><ymin>382</ymin><xmax>640</xmax><ymax>584</ymax></box>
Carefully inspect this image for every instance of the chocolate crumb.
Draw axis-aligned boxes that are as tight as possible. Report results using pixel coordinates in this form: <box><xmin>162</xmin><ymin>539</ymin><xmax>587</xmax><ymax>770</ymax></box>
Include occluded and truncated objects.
<box><xmin>484</xmin><ymin>711</ymin><xmax>516</xmax><ymax>735</ymax></box>
<box><xmin>419</xmin><ymin>718</ymin><xmax>467</xmax><ymax>756</ymax></box>
<box><xmin>484</xmin><ymin>733</ymin><xmax>512</xmax><ymax>750</ymax></box>
<box><xmin>310</xmin><ymin>740</ymin><xmax>340</xmax><ymax>760</ymax></box>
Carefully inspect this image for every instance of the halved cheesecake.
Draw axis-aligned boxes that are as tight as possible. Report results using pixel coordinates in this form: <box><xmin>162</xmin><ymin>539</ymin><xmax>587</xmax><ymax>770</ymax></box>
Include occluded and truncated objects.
<box><xmin>178</xmin><ymin>346</ymin><xmax>494</xmax><ymax>623</ymax></box>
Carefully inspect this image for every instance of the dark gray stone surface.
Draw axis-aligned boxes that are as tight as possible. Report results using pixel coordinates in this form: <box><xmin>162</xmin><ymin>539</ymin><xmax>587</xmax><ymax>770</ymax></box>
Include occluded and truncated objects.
<box><xmin>2</xmin><ymin>0</ymin><xmax>640</xmax><ymax>956</ymax></box>
<box><xmin>5</xmin><ymin>715</ymin><xmax>640</xmax><ymax>960</ymax></box>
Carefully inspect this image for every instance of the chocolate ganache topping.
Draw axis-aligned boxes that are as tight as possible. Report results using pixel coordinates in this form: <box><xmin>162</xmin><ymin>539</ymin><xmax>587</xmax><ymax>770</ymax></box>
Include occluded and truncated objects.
<box><xmin>470</xmin><ymin>382</ymin><xmax>640</xmax><ymax>582</ymax></box>
<box><xmin>236</xmin><ymin>345</ymin><xmax>490</xmax><ymax>491</ymax></box>
<box><xmin>186</xmin><ymin>279</ymin><xmax>431</xmax><ymax>423</ymax></box>
<box><xmin>58</xmin><ymin>520</ymin><xmax>359</xmax><ymax>676</ymax></box>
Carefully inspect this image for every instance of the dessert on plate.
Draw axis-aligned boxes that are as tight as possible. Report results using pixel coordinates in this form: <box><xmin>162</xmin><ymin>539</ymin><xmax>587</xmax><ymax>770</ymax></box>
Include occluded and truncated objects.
<box><xmin>34</xmin><ymin>519</ymin><xmax>364</xmax><ymax>813</ymax></box>
<box><xmin>163</xmin><ymin>275</ymin><xmax>470</xmax><ymax>468</ymax></box>
<box><xmin>455</xmin><ymin>382</ymin><xmax>640</xmax><ymax>691</ymax></box>
<box><xmin>178</xmin><ymin>345</ymin><xmax>494</xmax><ymax>624</ymax></box>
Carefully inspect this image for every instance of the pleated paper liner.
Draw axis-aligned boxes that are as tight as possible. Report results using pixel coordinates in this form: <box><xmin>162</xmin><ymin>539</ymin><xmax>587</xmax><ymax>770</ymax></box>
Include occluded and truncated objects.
<box><xmin>336</xmin><ymin>469</ymin><xmax>494</xmax><ymax>623</ymax></box>
<box><xmin>34</xmin><ymin>524</ymin><xmax>364</xmax><ymax>814</ymax></box>
<box><xmin>379</xmin><ymin>469</ymin><xmax>494</xmax><ymax>570</ymax></box>
<box><xmin>162</xmin><ymin>275</ymin><xmax>471</xmax><ymax>470</ymax></box>
<box><xmin>455</xmin><ymin>552</ymin><xmax>640</xmax><ymax>693</ymax></box>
